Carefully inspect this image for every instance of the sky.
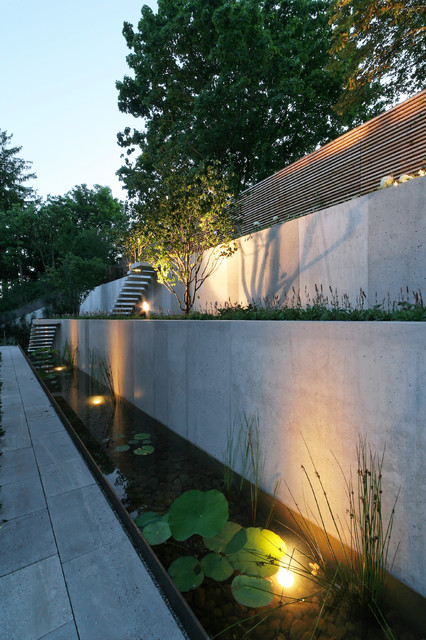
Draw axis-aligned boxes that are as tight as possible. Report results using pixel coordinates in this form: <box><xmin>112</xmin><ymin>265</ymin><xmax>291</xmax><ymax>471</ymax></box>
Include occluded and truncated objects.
<box><xmin>0</xmin><ymin>0</ymin><xmax>158</xmax><ymax>202</ymax></box>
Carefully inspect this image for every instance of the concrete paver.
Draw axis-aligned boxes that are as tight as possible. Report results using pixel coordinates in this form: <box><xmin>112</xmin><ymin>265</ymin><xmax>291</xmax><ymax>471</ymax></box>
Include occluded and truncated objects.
<box><xmin>0</xmin><ymin>346</ymin><xmax>187</xmax><ymax>640</ymax></box>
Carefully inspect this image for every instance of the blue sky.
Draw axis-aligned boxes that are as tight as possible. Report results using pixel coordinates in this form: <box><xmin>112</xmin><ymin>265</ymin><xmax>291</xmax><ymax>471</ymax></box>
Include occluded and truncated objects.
<box><xmin>0</xmin><ymin>0</ymin><xmax>157</xmax><ymax>201</ymax></box>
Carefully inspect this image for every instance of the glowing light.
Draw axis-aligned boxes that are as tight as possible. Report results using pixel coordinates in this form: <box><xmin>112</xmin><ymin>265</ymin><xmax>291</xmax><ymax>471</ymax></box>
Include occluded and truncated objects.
<box><xmin>142</xmin><ymin>301</ymin><xmax>150</xmax><ymax>312</ymax></box>
<box><xmin>133</xmin><ymin>268</ymin><xmax>141</xmax><ymax>273</ymax></box>
<box><xmin>277</xmin><ymin>566</ymin><xmax>294</xmax><ymax>588</ymax></box>
<box><xmin>54</xmin><ymin>366</ymin><xmax>66</xmax><ymax>372</ymax></box>
<box><xmin>89</xmin><ymin>396</ymin><xmax>104</xmax><ymax>405</ymax></box>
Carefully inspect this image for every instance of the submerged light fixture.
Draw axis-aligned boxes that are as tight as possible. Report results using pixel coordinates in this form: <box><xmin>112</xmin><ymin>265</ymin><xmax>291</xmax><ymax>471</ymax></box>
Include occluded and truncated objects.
<box><xmin>89</xmin><ymin>395</ymin><xmax>105</xmax><ymax>406</ymax></box>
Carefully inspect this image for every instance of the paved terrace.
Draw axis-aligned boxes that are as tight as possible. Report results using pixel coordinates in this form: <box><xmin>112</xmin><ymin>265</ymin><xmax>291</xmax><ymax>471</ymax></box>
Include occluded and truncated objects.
<box><xmin>0</xmin><ymin>345</ymin><xmax>187</xmax><ymax>640</ymax></box>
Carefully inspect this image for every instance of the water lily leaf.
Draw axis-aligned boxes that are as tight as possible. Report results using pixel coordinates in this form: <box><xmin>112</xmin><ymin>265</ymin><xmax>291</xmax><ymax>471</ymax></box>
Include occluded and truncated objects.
<box><xmin>225</xmin><ymin>527</ymin><xmax>286</xmax><ymax>577</ymax></box>
<box><xmin>169</xmin><ymin>556</ymin><xmax>204</xmax><ymax>592</ymax></box>
<box><xmin>200</xmin><ymin>553</ymin><xmax>234</xmax><ymax>581</ymax></box>
<box><xmin>203</xmin><ymin>521</ymin><xmax>242</xmax><ymax>553</ymax></box>
<box><xmin>128</xmin><ymin>439</ymin><xmax>139</xmax><ymax>444</ymax></box>
<box><xmin>143</xmin><ymin>517</ymin><xmax>171</xmax><ymax>545</ymax></box>
<box><xmin>231</xmin><ymin>574</ymin><xmax>274</xmax><ymax>607</ymax></box>
<box><xmin>168</xmin><ymin>489</ymin><xmax>229</xmax><ymax>541</ymax></box>
<box><xmin>114</xmin><ymin>444</ymin><xmax>130</xmax><ymax>452</ymax></box>
<box><xmin>133</xmin><ymin>432</ymin><xmax>152</xmax><ymax>440</ymax></box>
<box><xmin>134</xmin><ymin>445</ymin><xmax>155</xmax><ymax>455</ymax></box>
<box><xmin>134</xmin><ymin>511</ymin><xmax>160</xmax><ymax>529</ymax></box>
<box><xmin>115</xmin><ymin>434</ymin><xmax>126</xmax><ymax>439</ymax></box>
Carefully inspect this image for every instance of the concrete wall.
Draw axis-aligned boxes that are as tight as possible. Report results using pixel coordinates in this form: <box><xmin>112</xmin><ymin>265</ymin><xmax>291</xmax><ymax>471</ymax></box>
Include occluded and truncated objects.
<box><xmin>79</xmin><ymin>176</ymin><xmax>425</xmax><ymax>315</ymax></box>
<box><xmin>197</xmin><ymin>176</ymin><xmax>426</xmax><ymax>310</ymax></box>
<box><xmin>52</xmin><ymin>318</ymin><xmax>426</xmax><ymax>599</ymax></box>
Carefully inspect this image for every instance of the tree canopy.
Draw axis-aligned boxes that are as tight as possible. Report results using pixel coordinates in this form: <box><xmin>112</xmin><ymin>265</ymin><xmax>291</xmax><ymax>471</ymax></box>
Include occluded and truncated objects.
<box><xmin>116</xmin><ymin>0</ymin><xmax>378</xmax><ymax>197</ymax></box>
<box><xmin>329</xmin><ymin>0</ymin><xmax>426</xmax><ymax>113</ymax></box>
<box><xmin>0</xmin><ymin>130</ymin><xmax>37</xmax><ymax>213</ymax></box>
<box><xmin>125</xmin><ymin>161</ymin><xmax>238</xmax><ymax>313</ymax></box>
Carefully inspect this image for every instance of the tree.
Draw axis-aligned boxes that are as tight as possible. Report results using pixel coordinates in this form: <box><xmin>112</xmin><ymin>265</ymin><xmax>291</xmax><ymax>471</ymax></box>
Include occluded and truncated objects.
<box><xmin>126</xmin><ymin>162</ymin><xmax>238</xmax><ymax>314</ymax></box>
<box><xmin>116</xmin><ymin>0</ymin><xmax>378</xmax><ymax>197</ymax></box>
<box><xmin>45</xmin><ymin>254</ymin><xmax>108</xmax><ymax>315</ymax></box>
<box><xmin>0</xmin><ymin>130</ymin><xmax>36</xmax><ymax>213</ymax></box>
<box><xmin>329</xmin><ymin>0</ymin><xmax>426</xmax><ymax>113</ymax></box>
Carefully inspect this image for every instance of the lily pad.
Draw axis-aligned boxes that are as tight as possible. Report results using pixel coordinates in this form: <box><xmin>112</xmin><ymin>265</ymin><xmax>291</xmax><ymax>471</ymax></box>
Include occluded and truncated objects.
<box><xmin>143</xmin><ymin>517</ymin><xmax>171</xmax><ymax>545</ymax></box>
<box><xmin>168</xmin><ymin>556</ymin><xmax>204</xmax><ymax>592</ymax></box>
<box><xmin>168</xmin><ymin>489</ymin><xmax>229</xmax><ymax>541</ymax></box>
<box><xmin>115</xmin><ymin>434</ymin><xmax>126</xmax><ymax>439</ymax></box>
<box><xmin>133</xmin><ymin>432</ymin><xmax>152</xmax><ymax>440</ymax></box>
<box><xmin>134</xmin><ymin>445</ymin><xmax>155</xmax><ymax>456</ymax></box>
<box><xmin>225</xmin><ymin>527</ymin><xmax>286</xmax><ymax>578</ymax></box>
<box><xmin>114</xmin><ymin>444</ymin><xmax>130</xmax><ymax>452</ymax></box>
<box><xmin>128</xmin><ymin>439</ymin><xmax>139</xmax><ymax>444</ymax></box>
<box><xmin>203</xmin><ymin>521</ymin><xmax>242</xmax><ymax>553</ymax></box>
<box><xmin>134</xmin><ymin>511</ymin><xmax>161</xmax><ymax>529</ymax></box>
<box><xmin>200</xmin><ymin>553</ymin><xmax>234</xmax><ymax>581</ymax></box>
<box><xmin>231</xmin><ymin>574</ymin><xmax>274</xmax><ymax>607</ymax></box>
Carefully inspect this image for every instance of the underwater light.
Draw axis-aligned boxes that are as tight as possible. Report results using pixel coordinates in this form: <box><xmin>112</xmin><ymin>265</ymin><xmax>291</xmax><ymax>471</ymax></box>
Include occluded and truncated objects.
<box><xmin>54</xmin><ymin>366</ymin><xmax>66</xmax><ymax>372</ymax></box>
<box><xmin>277</xmin><ymin>566</ymin><xmax>294</xmax><ymax>588</ymax></box>
<box><xmin>89</xmin><ymin>396</ymin><xmax>105</xmax><ymax>406</ymax></box>
<box><xmin>142</xmin><ymin>301</ymin><xmax>150</xmax><ymax>312</ymax></box>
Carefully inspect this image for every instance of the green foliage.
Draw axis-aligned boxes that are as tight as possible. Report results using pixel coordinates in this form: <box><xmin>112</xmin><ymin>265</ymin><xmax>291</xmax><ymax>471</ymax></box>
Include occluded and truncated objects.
<box><xmin>225</xmin><ymin>527</ymin><xmax>286</xmax><ymax>578</ymax></box>
<box><xmin>134</xmin><ymin>445</ymin><xmax>155</xmax><ymax>455</ymax></box>
<box><xmin>142</xmin><ymin>515</ymin><xmax>172</xmax><ymax>545</ymax></box>
<box><xmin>116</xmin><ymin>0</ymin><xmax>376</xmax><ymax>196</ymax></box>
<box><xmin>231</xmin><ymin>574</ymin><xmax>274</xmax><ymax>608</ymax></box>
<box><xmin>203</xmin><ymin>521</ymin><xmax>242</xmax><ymax>553</ymax></box>
<box><xmin>114</xmin><ymin>444</ymin><xmax>130</xmax><ymax>452</ymax></box>
<box><xmin>329</xmin><ymin>0</ymin><xmax>426</xmax><ymax>113</ymax></box>
<box><xmin>45</xmin><ymin>253</ymin><xmax>107</xmax><ymax>315</ymax></box>
<box><xmin>168</xmin><ymin>556</ymin><xmax>204</xmax><ymax>592</ymax></box>
<box><xmin>0</xmin><ymin>130</ymin><xmax>36</xmax><ymax>214</ymax></box>
<box><xmin>125</xmin><ymin>161</ymin><xmax>238</xmax><ymax>314</ymax></box>
<box><xmin>133</xmin><ymin>488</ymin><xmax>287</xmax><ymax>609</ymax></box>
<box><xmin>168</xmin><ymin>489</ymin><xmax>229</xmax><ymax>541</ymax></box>
<box><xmin>200</xmin><ymin>553</ymin><xmax>234</xmax><ymax>581</ymax></box>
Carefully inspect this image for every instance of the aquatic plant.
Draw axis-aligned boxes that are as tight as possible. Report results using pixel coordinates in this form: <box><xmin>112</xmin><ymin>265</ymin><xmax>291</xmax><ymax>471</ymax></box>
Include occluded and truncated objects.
<box><xmin>134</xmin><ymin>488</ymin><xmax>288</xmax><ymax>608</ymax></box>
<box><xmin>281</xmin><ymin>436</ymin><xmax>399</xmax><ymax>639</ymax></box>
<box><xmin>113</xmin><ymin>431</ymin><xmax>155</xmax><ymax>456</ymax></box>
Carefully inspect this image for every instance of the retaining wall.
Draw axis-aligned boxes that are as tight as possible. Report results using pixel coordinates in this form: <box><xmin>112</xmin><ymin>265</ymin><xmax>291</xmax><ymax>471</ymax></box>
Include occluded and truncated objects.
<box><xmin>80</xmin><ymin>176</ymin><xmax>426</xmax><ymax>315</ymax></box>
<box><xmin>52</xmin><ymin>318</ymin><xmax>426</xmax><ymax>599</ymax></box>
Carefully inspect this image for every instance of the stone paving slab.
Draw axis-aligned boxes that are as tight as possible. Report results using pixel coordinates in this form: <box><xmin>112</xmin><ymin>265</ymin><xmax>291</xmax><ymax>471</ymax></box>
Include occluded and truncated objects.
<box><xmin>0</xmin><ymin>509</ymin><xmax>56</xmax><ymax>577</ymax></box>
<box><xmin>0</xmin><ymin>346</ymin><xmax>187</xmax><ymax>640</ymax></box>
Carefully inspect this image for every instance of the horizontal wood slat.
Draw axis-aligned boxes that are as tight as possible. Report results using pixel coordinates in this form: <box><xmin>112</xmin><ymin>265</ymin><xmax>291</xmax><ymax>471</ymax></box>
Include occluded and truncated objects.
<box><xmin>235</xmin><ymin>91</ymin><xmax>426</xmax><ymax>235</ymax></box>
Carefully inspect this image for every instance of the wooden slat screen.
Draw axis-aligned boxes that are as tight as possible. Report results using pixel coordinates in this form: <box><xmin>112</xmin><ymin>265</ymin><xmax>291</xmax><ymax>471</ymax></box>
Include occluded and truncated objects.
<box><xmin>235</xmin><ymin>90</ymin><xmax>426</xmax><ymax>236</ymax></box>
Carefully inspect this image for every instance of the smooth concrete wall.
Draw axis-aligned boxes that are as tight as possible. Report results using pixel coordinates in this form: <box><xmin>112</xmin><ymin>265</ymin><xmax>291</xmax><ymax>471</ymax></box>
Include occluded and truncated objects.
<box><xmin>197</xmin><ymin>176</ymin><xmax>426</xmax><ymax>310</ymax></box>
<box><xmin>78</xmin><ymin>177</ymin><xmax>425</xmax><ymax>315</ymax></box>
<box><xmin>53</xmin><ymin>318</ymin><xmax>426</xmax><ymax>599</ymax></box>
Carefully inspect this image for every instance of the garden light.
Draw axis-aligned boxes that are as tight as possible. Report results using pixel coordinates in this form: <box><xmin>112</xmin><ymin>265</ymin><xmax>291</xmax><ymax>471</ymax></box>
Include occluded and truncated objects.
<box><xmin>277</xmin><ymin>565</ymin><xmax>294</xmax><ymax>588</ymax></box>
<box><xmin>89</xmin><ymin>395</ymin><xmax>104</xmax><ymax>405</ymax></box>
<box><xmin>142</xmin><ymin>301</ymin><xmax>150</xmax><ymax>312</ymax></box>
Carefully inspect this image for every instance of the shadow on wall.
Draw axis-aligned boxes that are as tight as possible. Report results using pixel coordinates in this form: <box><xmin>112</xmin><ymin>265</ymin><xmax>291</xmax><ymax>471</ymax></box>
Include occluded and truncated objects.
<box><xmin>239</xmin><ymin>201</ymin><xmax>363</xmax><ymax>304</ymax></box>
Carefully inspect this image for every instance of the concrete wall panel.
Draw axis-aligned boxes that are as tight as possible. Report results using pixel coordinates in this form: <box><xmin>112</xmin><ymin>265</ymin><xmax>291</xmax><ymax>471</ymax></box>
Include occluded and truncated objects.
<box><xmin>52</xmin><ymin>318</ymin><xmax>426</xmax><ymax>598</ymax></box>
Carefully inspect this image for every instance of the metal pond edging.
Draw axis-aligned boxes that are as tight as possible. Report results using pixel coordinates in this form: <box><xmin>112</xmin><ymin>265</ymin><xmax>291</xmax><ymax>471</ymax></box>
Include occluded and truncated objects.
<box><xmin>19</xmin><ymin>345</ymin><xmax>210</xmax><ymax>640</ymax></box>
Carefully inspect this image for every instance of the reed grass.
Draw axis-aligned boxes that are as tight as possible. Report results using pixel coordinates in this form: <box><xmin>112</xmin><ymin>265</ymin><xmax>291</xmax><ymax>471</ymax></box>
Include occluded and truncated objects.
<box><xmin>280</xmin><ymin>435</ymin><xmax>399</xmax><ymax>638</ymax></box>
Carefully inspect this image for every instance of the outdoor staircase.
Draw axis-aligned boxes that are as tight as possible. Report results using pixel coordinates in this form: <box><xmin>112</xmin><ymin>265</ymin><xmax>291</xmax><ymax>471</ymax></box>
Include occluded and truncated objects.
<box><xmin>28</xmin><ymin>322</ymin><xmax>60</xmax><ymax>354</ymax></box>
<box><xmin>111</xmin><ymin>263</ymin><xmax>155</xmax><ymax>315</ymax></box>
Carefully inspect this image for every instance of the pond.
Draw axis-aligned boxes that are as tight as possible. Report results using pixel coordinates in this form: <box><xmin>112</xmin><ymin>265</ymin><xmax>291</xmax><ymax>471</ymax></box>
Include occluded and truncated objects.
<box><xmin>32</xmin><ymin>355</ymin><xmax>424</xmax><ymax>640</ymax></box>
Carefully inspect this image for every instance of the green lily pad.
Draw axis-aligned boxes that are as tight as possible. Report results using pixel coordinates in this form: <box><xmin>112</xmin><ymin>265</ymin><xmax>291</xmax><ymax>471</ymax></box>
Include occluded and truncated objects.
<box><xmin>203</xmin><ymin>521</ymin><xmax>242</xmax><ymax>553</ymax></box>
<box><xmin>231</xmin><ymin>574</ymin><xmax>274</xmax><ymax>607</ymax></box>
<box><xmin>134</xmin><ymin>445</ymin><xmax>155</xmax><ymax>455</ymax></box>
<box><xmin>134</xmin><ymin>511</ymin><xmax>160</xmax><ymax>529</ymax></box>
<box><xmin>143</xmin><ymin>517</ymin><xmax>171</xmax><ymax>545</ymax></box>
<box><xmin>225</xmin><ymin>527</ymin><xmax>286</xmax><ymax>578</ymax></box>
<box><xmin>128</xmin><ymin>439</ymin><xmax>139</xmax><ymax>444</ymax></box>
<box><xmin>200</xmin><ymin>553</ymin><xmax>234</xmax><ymax>581</ymax></box>
<box><xmin>114</xmin><ymin>444</ymin><xmax>130</xmax><ymax>452</ymax></box>
<box><xmin>133</xmin><ymin>432</ymin><xmax>152</xmax><ymax>440</ymax></box>
<box><xmin>168</xmin><ymin>556</ymin><xmax>204</xmax><ymax>592</ymax></box>
<box><xmin>168</xmin><ymin>489</ymin><xmax>229</xmax><ymax>541</ymax></box>
<box><xmin>115</xmin><ymin>434</ymin><xmax>126</xmax><ymax>439</ymax></box>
